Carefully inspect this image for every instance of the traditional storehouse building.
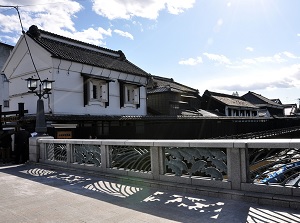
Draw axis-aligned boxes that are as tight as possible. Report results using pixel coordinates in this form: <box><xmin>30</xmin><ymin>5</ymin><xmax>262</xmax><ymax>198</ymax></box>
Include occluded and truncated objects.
<box><xmin>201</xmin><ymin>90</ymin><xmax>259</xmax><ymax>117</ymax></box>
<box><xmin>0</xmin><ymin>42</ymin><xmax>14</xmax><ymax>112</ymax></box>
<box><xmin>147</xmin><ymin>75</ymin><xmax>202</xmax><ymax>115</ymax></box>
<box><xmin>2</xmin><ymin>25</ymin><xmax>150</xmax><ymax>138</ymax></box>
<box><xmin>242</xmin><ymin>91</ymin><xmax>285</xmax><ymax>117</ymax></box>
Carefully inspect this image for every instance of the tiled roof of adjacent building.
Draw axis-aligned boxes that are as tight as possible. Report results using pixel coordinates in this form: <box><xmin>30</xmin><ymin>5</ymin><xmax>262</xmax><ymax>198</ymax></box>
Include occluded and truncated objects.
<box><xmin>243</xmin><ymin>91</ymin><xmax>284</xmax><ymax>108</ymax></box>
<box><xmin>147</xmin><ymin>75</ymin><xmax>199</xmax><ymax>94</ymax></box>
<box><xmin>26</xmin><ymin>25</ymin><xmax>150</xmax><ymax>78</ymax></box>
<box><xmin>212</xmin><ymin>95</ymin><xmax>258</xmax><ymax>108</ymax></box>
<box><xmin>203</xmin><ymin>90</ymin><xmax>258</xmax><ymax>109</ymax></box>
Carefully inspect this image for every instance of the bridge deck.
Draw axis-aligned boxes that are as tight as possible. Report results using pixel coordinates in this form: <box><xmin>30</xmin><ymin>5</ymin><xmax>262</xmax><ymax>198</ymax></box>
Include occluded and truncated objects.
<box><xmin>1</xmin><ymin>163</ymin><xmax>300</xmax><ymax>223</ymax></box>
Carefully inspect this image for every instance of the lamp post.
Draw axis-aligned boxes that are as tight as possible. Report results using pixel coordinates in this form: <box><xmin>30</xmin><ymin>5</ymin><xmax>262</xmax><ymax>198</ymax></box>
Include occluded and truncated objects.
<box><xmin>25</xmin><ymin>77</ymin><xmax>54</xmax><ymax>136</ymax></box>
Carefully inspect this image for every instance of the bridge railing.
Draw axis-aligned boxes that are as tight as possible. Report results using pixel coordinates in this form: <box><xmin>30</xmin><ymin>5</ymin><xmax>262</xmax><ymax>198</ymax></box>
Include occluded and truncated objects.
<box><xmin>30</xmin><ymin>138</ymin><xmax>300</xmax><ymax>199</ymax></box>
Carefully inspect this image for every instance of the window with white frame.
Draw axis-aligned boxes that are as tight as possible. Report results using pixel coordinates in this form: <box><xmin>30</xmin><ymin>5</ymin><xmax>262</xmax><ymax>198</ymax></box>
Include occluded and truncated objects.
<box><xmin>119</xmin><ymin>81</ymin><xmax>140</xmax><ymax>108</ymax></box>
<box><xmin>87</xmin><ymin>79</ymin><xmax>109</xmax><ymax>105</ymax></box>
<box><xmin>124</xmin><ymin>84</ymin><xmax>139</xmax><ymax>105</ymax></box>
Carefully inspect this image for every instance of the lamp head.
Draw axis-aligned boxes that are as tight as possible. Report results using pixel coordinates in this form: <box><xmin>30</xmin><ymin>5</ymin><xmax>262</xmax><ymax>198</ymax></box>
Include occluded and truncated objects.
<box><xmin>42</xmin><ymin>79</ymin><xmax>54</xmax><ymax>92</ymax></box>
<box><xmin>26</xmin><ymin>77</ymin><xmax>39</xmax><ymax>91</ymax></box>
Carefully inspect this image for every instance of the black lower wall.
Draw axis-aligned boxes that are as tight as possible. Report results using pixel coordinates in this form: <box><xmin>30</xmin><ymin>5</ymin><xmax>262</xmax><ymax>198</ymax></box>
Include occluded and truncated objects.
<box><xmin>66</xmin><ymin>117</ymin><xmax>300</xmax><ymax>140</ymax></box>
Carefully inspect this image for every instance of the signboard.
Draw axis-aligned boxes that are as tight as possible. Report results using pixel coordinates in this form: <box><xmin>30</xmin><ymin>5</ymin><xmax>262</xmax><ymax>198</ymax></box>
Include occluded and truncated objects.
<box><xmin>57</xmin><ymin>131</ymin><xmax>72</xmax><ymax>139</ymax></box>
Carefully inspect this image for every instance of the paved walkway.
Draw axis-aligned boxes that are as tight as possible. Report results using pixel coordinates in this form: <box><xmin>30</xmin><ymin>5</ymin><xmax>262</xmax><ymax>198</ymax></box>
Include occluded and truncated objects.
<box><xmin>1</xmin><ymin>164</ymin><xmax>300</xmax><ymax>223</ymax></box>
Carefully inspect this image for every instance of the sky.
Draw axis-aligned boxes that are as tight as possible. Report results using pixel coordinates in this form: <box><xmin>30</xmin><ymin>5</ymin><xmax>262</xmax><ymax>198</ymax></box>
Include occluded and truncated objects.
<box><xmin>1</xmin><ymin>0</ymin><xmax>300</xmax><ymax>104</ymax></box>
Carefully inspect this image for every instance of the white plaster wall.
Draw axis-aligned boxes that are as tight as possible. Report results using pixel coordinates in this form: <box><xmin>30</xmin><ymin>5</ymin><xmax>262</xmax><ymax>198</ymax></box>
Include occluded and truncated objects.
<box><xmin>3</xmin><ymin>35</ymin><xmax>54</xmax><ymax>113</ymax></box>
<box><xmin>0</xmin><ymin>75</ymin><xmax>9</xmax><ymax>112</ymax></box>
<box><xmin>51</xmin><ymin>59</ymin><xmax>148</xmax><ymax>115</ymax></box>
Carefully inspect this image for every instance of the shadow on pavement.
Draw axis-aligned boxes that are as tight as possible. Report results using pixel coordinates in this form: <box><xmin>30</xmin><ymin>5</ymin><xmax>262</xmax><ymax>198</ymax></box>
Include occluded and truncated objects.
<box><xmin>1</xmin><ymin>163</ymin><xmax>300</xmax><ymax>222</ymax></box>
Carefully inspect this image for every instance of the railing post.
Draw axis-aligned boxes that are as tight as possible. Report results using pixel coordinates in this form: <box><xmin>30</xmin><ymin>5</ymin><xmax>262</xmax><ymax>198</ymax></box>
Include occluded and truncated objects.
<box><xmin>39</xmin><ymin>141</ymin><xmax>45</xmax><ymax>162</ymax></box>
<box><xmin>150</xmin><ymin>146</ymin><xmax>165</xmax><ymax>180</ymax></box>
<box><xmin>0</xmin><ymin>105</ymin><xmax>2</xmax><ymax>130</ymax></box>
<box><xmin>29</xmin><ymin>136</ymin><xmax>54</xmax><ymax>163</ymax></box>
<box><xmin>66</xmin><ymin>144</ymin><xmax>71</xmax><ymax>164</ymax></box>
<box><xmin>227</xmin><ymin>143</ymin><xmax>249</xmax><ymax>190</ymax></box>
<box><xmin>100</xmin><ymin>145</ymin><xmax>110</xmax><ymax>171</ymax></box>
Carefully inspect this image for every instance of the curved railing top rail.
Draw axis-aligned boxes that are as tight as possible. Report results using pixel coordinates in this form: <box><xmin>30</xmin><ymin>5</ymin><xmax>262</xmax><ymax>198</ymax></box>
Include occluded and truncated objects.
<box><xmin>37</xmin><ymin>138</ymin><xmax>300</xmax><ymax>149</ymax></box>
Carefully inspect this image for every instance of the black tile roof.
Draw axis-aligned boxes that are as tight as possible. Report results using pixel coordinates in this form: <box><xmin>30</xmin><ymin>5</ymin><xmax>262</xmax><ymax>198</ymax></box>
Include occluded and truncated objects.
<box><xmin>244</xmin><ymin>91</ymin><xmax>284</xmax><ymax>108</ymax></box>
<box><xmin>212</xmin><ymin>95</ymin><xmax>258</xmax><ymax>108</ymax></box>
<box><xmin>204</xmin><ymin>90</ymin><xmax>258</xmax><ymax>109</ymax></box>
<box><xmin>26</xmin><ymin>25</ymin><xmax>150</xmax><ymax>78</ymax></box>
<box><xmin>147</xmin><ymin>75</ymin><xmax>199</xmax><ymax>94</ymax></box>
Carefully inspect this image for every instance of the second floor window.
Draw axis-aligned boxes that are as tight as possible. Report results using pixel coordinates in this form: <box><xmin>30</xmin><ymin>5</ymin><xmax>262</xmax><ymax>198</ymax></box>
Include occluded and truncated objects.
<box><xmin>119</xmin><ymin>81</ymin><xmax>141</xmax><ymax>108</ymax></box>
<box><xmin>124</xmin><ymin>85</ymin><xmax>139</xmax><ymax>105</ymax></box>
<box><xmin>89</xmin><ymin>79</ymin><xmax>108</xmax><ymax>103</ymax></box>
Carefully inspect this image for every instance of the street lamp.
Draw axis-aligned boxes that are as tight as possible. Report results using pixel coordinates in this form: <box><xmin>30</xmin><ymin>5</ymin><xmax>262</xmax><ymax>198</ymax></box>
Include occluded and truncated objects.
<box><xmin>25</xmin><ymin>77</ymin><xmax>54</xmax><ymax>136</ymax></box>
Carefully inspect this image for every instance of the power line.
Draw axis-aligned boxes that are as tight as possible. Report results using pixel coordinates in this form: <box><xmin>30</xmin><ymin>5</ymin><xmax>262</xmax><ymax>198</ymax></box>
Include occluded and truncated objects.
<box><xmin>0</xmin><ymin>5</ymin><xmax>41</xmax><ymax>81</ymax></box>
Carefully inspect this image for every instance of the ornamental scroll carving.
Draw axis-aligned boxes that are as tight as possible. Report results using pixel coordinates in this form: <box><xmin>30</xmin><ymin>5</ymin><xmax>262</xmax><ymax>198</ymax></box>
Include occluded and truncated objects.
<box><xmin>165</xmin><ymin>147</ymin><xmax>227</xmax><ymax>180</ymax></box>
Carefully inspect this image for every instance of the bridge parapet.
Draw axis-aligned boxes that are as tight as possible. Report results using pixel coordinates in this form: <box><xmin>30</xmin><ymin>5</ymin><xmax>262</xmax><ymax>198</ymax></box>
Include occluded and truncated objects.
<box><xmin>30</xmin><ymin>138</ymin><xmax>300</xmax><ymax>208</ymax></box>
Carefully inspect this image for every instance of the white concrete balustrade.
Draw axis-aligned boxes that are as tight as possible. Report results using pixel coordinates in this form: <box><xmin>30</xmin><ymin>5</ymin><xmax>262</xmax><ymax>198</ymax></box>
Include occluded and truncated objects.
<box><xmin>29</xmin><ymin>138</ymin><xmax>300</xmax><ymax>208</ymax></box>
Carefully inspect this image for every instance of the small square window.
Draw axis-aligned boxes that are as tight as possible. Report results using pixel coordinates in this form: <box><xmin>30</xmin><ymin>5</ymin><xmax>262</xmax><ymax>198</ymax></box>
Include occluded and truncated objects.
<box><xmin>124</xmin><ymin>85</ymin><xmax>139</xmax><ymax>105</ymax></box>
<box><xmin>86</xmin><ymin>79</ymin><xmax>109</xmax><ymax>106</ymax></box>
<box><xmin>3</xmin><ymin>100</ymin><xmax>9</xmax><ymax>107</ymax></box>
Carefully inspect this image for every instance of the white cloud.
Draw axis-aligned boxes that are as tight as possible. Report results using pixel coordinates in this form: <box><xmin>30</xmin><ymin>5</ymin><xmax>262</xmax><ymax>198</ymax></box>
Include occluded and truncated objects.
<box><xmin>203</xmin><ymin>64</ymin><xmax>300</xmax><ymax>93</ymax></box>
<box><xmin>246</xmin><ymin>47</ymin><xmax>254</xmax><ymax>52</ymax></box>
<box><xmin>0</xmin><ymin>0</ymin><xmax>83</xmax><ymax>42</ymax></box>
<box><xmin>241</xmin><ymin>52</ymin><xmax>299</xmax><ymax>65</ymax></box>
<box><xmin>166</xmin><ymin>0</ymin><xmax>195</xmax><ymax>15</ymax></box>
<box><xmin>0</xmin><ymin>35</ymin><xmax>19</xmax><ymax>44</ymax></box>
<box><xmin>203</xmin><ymin>53</ymin><xmax>231</xmax><ymax>65</ymax></box>
<box><xmin>0</xmin><ymin>0</ymin><xmax>82</xmax><ymax>32</ymax></box>
<box><xmin>242</xmin><ymin>58</ymin><xmax>256</xmax><ymax>64</ymax></box>
<box><xmin>71</xmin><ymin>27</ymin><xmax>112</xmax><ymax>46</ymax></box>
<box><xmin>0</xmin><ymin>1</ymin><xmax>115</xmax><ymax>46</ymax></box>
<box><xmin>114</xmin><ymin>29</ymin><xmax>134</xmax><ymax>40</ymax></box>
<box><xmin>91</xmin><ymin>0</ymin><xmax>195</xmax><ymax>20</ymax></box>
<box><xmin>282</xmin><ymin>51</ymin><xmax>298</xmax><ymax>59</ymax></box>
<box><xmin>179</xmin><ymin>57</ymin><xmax>202</xmax><ymax>66</ymax></box>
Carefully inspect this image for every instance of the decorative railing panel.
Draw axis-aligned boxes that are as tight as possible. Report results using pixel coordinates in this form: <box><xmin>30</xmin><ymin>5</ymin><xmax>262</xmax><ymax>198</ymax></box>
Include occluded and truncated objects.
<box><xmin>73</xmin><ymin>144</ymin><xmax>101</xmax><ymax>166</ymax></box>
<box><xmin>111</xmin><ymin>145</ymin><xmax>151</xmax><ymax>172</ymax></box>
<box><xmin>165</xmin><ymin>147</ymin><xmax>227</xmax><ymax>180</ymax></box>
<box><xmin>46</xmin><ymin>143</ymin><xmax>67</xmax><ymax>162</ymax></box>
<box><xmin>249</xmin><ymin>147</ymin><xmax>300</xmax><ymax>187</ymax></box>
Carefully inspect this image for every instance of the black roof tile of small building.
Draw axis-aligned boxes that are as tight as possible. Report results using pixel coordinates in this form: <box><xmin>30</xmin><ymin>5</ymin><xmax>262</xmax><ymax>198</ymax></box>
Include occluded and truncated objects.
<box><xmin>204</xmin><ymin>90</ymin><xmax>258</xmax><ymax>108</ymax></box>
<box><xmin>147</xmin><ymin>75</ymin><xmax>199</xmax><ymax>94</ymax></box>
<box><xmin>212</xmin><ymin>95</ymin><xmax>258</xmax><ymax>108</ymax></box>
<box><xmin>244</xmin><ymin>91</ymin><xmax>284</xmax><ymax>108</ymax></box>
<box><xmin>26</xmin><ymin>26</ymin><xmax>150</xmax><ymax>78</ymax></box>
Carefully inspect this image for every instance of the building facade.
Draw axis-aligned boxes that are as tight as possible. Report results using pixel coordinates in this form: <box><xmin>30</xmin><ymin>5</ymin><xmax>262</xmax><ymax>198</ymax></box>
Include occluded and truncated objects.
<box><xmin>242</xmin><ymin>91</ymin><xmax>285</xmax><ymax>117</ymax></box>
<box><xmin>0</xmin><ymin>42</ymin><xmax>13</xmax><ymax>112</ymax></box>
<box><xmin>201</xmin><ymin>90</ymin><xmax>259</xmax><ymax>117</ymax></box>
<box><xmin>147</xmin><ymin>75</ymin><xmax>202</xmax><ymax>115</ymax></box>
<box><xmin>2</xmin><ymin>25</ymin><xmax>150</xmax><ymax>117</ymax></box>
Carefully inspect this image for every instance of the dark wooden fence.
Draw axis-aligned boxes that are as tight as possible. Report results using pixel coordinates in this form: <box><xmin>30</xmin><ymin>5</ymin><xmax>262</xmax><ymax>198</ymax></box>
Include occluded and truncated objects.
<box><xmin>0</xmin><ymin>103</ymin><xmax>28</xmax><ymax>130</ymax></box>
<box><xmin>73</xmin><ymin>116</ymin><xmax>300</xmax><ymax>139</ymax></box>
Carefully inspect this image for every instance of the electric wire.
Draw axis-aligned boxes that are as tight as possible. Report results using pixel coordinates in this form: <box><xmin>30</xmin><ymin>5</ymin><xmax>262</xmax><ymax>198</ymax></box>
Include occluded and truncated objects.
<box><xmin>0</xmin><ymin>5</ymin><xmax>41</xmax><ymax>81</ymax></box>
